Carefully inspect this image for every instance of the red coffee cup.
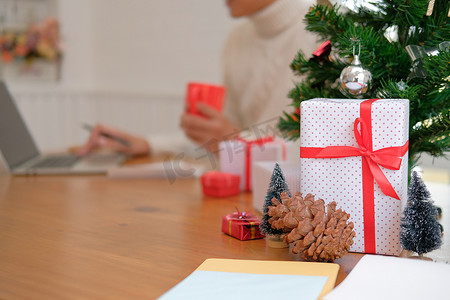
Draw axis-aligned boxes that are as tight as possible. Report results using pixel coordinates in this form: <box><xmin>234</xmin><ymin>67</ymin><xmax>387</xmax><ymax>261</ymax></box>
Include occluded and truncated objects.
<box><xmin>185</xmin><ymin>82</ymin><xmax>225</xmax><ymax>117</ymax></box>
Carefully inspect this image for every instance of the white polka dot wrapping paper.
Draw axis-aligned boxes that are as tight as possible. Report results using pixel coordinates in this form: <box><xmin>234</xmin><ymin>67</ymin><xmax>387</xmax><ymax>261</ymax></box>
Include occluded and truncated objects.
<box><xmin>299</xmin><ymin>99</ymin><xmax>409</xmax><ymax>255</ymax></box>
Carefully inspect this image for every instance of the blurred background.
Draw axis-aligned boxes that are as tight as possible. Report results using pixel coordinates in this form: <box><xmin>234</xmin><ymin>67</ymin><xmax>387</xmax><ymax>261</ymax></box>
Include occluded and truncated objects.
<box><xmin>1</xmin><ymin>0</ymin><xmax>234</xmax><ymax>151</ymax></box>
<box><xmin>0</xmin><ymin>0</ymin><xmax>448</xmax><ymax>173</ymax></box>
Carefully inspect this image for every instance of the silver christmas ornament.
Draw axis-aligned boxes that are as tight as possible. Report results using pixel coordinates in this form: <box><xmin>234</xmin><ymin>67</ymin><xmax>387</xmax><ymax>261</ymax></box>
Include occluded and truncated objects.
<box><xmin>339</xmin><ymin>43</ymin><xmax>372</xmax><ymax>97</ymax></box>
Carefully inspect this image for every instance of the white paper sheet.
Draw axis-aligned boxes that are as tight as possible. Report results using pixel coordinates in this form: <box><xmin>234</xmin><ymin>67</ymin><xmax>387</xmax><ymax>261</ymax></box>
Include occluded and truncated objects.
<box><xmin>324</xmin><ymin>255</ymin><xmax>450</xmax><ymax>300</ymax></box>
<box><xmin>107</xmin><ymin>161</ymin><xmax>204</xmax><ymax>179</ymax></box>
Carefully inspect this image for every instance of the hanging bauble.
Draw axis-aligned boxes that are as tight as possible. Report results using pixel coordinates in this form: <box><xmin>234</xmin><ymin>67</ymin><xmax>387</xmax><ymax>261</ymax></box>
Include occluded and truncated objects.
<box><xmin>339</xmin><ymin>41</ymin><xmax>372</xmax><ymax>97</ymax></box>
<box><xmin>339</xmin><ymin>55</ymin><xmax>372</xmax><ymax>97</ymax></box>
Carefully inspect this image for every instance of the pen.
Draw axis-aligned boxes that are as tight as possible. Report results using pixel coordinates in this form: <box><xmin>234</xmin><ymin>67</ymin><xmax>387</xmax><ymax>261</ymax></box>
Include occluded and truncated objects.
<box><xmin>83</xmin><ymin>123</ymin><xmax>131</xmax><ymax>147</ymax></box>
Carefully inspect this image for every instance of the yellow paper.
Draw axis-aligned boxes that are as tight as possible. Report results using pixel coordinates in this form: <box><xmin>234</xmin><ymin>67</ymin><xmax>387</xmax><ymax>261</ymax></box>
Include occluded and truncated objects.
<box><xmin>196</xmin><ymin>258</ymin><xmax>339</xmax><ymax>299</ymax></box>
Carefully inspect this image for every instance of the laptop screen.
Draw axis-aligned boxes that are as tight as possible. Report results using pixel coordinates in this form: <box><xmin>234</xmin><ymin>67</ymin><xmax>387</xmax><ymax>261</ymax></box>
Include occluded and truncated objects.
<box><xmin>0</xmin><ymin>81</ymin><xmax>40</xmax><ymax>169</ymax></box>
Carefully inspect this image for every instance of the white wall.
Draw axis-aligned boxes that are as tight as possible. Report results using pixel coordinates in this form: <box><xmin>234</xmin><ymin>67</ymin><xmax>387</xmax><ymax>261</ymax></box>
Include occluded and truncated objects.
<box><xmin>58</xmin><ymin>0</ymin><xmax>95</xmax><ymax>90</ymax></box>
<box><xmin>57</xmin><ymin>0</ymin><xmax>235</xmax><ymax>96</ymax></box>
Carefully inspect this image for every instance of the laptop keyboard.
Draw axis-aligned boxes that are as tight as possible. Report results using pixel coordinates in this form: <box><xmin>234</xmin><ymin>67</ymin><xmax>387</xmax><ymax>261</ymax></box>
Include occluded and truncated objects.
<box><xmin>30</xmin><ymin>155</ymin><xmax>80</xmax><ymax>169</ymax></box>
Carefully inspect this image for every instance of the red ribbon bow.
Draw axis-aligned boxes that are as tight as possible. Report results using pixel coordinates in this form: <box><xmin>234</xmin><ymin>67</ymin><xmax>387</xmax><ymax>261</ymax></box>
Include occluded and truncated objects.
<box><xmin>300</xmin><ymin>99</ymin><xmax>409</xmax><ymax>253</ymax></box>
<box><xmin>229</xmin><ymin>207</ymin><xmax>258</xmax><ymax>222</ymax></box>
<box><xmin>301</xmin><ymin>117</ymin><xmax>408</xmax><ymax>200</ymax></box>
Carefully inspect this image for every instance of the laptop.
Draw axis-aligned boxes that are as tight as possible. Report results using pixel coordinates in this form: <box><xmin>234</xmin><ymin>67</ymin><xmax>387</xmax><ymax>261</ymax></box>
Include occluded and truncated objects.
<box><xmin>0</xmin><ymin>81</ymin><xmax>127</xmax><ymax>175</ymax></box>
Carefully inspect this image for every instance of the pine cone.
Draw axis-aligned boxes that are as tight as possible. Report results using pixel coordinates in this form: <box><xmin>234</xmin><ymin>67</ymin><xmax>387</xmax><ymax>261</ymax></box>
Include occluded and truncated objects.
<box><xmin>268</xmin><ymin>192</ymin><xmax>355</xmax><ymax>262</ymax></box>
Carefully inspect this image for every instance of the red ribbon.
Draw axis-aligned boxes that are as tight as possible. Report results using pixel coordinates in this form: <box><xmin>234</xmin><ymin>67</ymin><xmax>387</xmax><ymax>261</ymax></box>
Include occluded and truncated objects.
<box><xmin>300</xmin><ymin>99</ymin><xmax>409</xmax><ymax>253</ymax></box>
<box><xmin>229</xmin><ymin>208</ymin><xmax>259</xmax><ymax>222</ymax></box>
<box><xmin>237</xmin><ymin>136</ymin><xmax>274</xmax><ymax>191</ymax></box>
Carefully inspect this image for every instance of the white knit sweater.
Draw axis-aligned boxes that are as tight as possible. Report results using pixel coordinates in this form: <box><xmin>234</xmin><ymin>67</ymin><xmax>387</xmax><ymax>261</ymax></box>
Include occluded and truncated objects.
<box><xmin>223</xmin><ymin>0</ymin><xmax>317</xmax><ymax>132</ymax></box>
<box><xmin>150</xmin><ymin>0</ymin><xmax>318</xmax><ymax>157</ymax></box>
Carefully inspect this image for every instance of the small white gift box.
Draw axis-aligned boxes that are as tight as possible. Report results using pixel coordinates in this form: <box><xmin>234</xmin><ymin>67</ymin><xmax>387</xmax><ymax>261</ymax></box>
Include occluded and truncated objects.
<box><xmin>219</xmin><ymin>138</ymin><xmax>286</xmax><ymax>191</ymax></box>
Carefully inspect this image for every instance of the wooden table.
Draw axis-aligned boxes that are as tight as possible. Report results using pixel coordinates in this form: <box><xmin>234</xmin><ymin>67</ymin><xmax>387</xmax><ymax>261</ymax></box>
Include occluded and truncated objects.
<box><xmin>0</xmin><ymin>165</ymin><xmax>447</xmax><ymax>299</ymax></box>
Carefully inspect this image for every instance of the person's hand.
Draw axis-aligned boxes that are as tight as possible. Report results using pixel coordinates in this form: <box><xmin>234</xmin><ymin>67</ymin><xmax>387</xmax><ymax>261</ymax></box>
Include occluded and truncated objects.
<box><xmin>76</xmin><ymin>124</ymin><xmax>151</xmax><ymax>157</ymax></box>
<box><xmin>180</xmin><ymin>103</ymin><xmax>239</xmax><ymax>152</ymax></box>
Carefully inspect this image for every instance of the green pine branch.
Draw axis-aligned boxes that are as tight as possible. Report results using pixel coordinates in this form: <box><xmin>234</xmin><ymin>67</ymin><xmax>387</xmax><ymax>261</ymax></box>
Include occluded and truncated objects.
<box><xmin>278</xmin><ymin>0</ymin><xmax>450</xmax><ymax>170</ymax></box>
<box><xmin>409</xmin><ymin>108</ymin><xmax>450</xmax><ymax>167</ymax></box>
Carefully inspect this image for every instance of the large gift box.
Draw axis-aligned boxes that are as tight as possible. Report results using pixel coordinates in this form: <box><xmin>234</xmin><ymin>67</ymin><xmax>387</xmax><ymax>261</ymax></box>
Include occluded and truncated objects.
<box><xmin>221</xmin><ymin>211</ymin><xmax>265</xmax><ymax>240</ymax></box>
<box><xmin>300</xmin><ymin>98</ymin><xmax>409</xmax><ymax>255</ymax></box>
<box><xmin>251</xmin><ymin>161</ymin><xmax>300</xmax><ymax>213</ymax></box>
<box><xmin>219</xmin><ymin>137</ymin><xmax>286</xmax><ymax>191</ymax></box>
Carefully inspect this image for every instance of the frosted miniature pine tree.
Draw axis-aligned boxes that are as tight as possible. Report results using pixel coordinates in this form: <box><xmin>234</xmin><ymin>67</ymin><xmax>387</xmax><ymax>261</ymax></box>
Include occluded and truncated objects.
<box><xmin>260</xmin><ymin>163</ymin><xmax>291</xmax><ymax>235</ymax></box>
<box><xmin>400</xmin><ymin>171</ymin><xmax>442</xmax><ymax>256</ymax></box>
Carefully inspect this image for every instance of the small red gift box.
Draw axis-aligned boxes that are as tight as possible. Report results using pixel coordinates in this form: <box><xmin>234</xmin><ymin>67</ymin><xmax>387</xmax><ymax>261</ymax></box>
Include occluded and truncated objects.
<box><xmin>201</xmin><ymin>171</ymin><xmax>240</xmax><ymax>198</ymax></box>
<box><xmin>221</xmin><ymin>211</ymin><xmax>264</xmax><ymax>240</ymax></box>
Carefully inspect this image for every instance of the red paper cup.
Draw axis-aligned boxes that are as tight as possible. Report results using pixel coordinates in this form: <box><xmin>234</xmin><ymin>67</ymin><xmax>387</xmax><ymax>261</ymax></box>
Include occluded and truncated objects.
<box><xmin>185</xmin><ymin>82</ymin><xmax>225</xmax><ymax>116</ymax></box>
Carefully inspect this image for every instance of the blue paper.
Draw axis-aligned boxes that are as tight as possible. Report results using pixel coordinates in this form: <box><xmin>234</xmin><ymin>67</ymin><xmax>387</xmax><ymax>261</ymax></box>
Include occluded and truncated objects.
<box><xmin>158</xmin><ymin>270</ymin><xmax>328</xmax><ymax>300</ymax></box>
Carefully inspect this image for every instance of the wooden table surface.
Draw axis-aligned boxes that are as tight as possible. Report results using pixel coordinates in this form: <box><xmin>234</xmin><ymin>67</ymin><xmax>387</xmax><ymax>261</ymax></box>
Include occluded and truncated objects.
<box><xmin>0</xmin><ymin>164</ymin><xmax>447</xmax><ymax>299</ymax></box>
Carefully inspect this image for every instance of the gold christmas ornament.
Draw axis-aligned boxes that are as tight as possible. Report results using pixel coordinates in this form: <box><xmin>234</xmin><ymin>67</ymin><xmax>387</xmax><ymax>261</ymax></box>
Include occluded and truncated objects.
<box><xmin>268</xmin><ymin>192</ymin><xmax>355</xmax><ymax>262</ymax></box>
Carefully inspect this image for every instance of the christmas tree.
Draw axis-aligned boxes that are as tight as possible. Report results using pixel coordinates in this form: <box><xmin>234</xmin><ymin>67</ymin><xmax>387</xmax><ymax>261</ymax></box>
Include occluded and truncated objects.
<box><xmin>400</xmin><ymin>171</ymin><xmax>442</xmax><ymax>255</ymax></box>
<box><xmin>278</xmin><ymin>0</ymin><xmax>449</xmax><ymax>171</ymax></box>
<box><xmin>260</xmin><ymin>163</ymin><xmax>291</xmax><ymax>235</ymax></box>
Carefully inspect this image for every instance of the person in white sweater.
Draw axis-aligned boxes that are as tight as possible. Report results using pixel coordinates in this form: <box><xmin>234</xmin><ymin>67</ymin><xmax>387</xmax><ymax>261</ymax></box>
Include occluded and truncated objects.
<box><xmin>77</xmin><ymin>0</ymin><xmax>317</xmax><ymax>158</ymax></box>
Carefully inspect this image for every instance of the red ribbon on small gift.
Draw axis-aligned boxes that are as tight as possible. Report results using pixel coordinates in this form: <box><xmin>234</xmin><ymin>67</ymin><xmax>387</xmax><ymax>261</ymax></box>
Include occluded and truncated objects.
<box><xmin>300</xmin><ymin>99</ymin><xmax>409</xmax><ymax>253</ymax></box>
<box><xmin>229</xmin><ymin>208</ymin><xmax>258</xmax><ymax>221</ymax></box>
<box><xmin>237</xmin><ymin>136</ymin><xmax>276</xmax><ymax>191</ymax></box>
